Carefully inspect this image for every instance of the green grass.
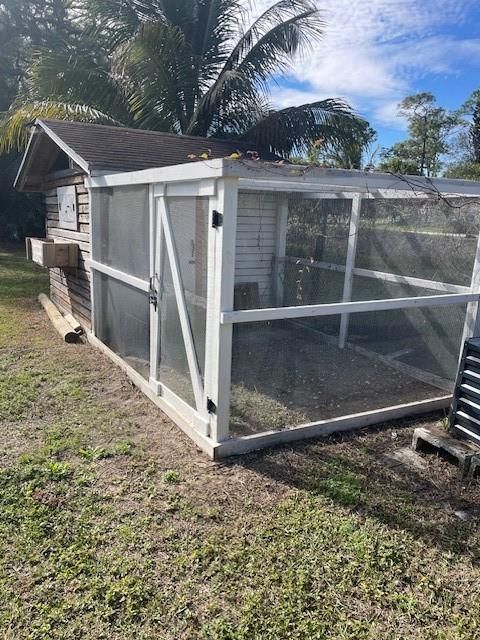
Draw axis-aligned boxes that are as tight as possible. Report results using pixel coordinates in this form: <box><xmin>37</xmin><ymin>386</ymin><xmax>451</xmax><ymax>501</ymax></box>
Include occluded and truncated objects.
<box><xmin>1</xmin><ymin>245</ymin><xmax>480</xmax><ymax>639</ymax></box>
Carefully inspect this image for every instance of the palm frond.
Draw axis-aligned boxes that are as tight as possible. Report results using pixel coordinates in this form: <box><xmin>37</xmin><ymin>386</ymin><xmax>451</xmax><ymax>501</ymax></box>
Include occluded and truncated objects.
<box><xmin>84</xmin><ymin>0</ymin><xmax>146</xmax><ymax>50</ymax></box>
<box><xmin>0</xmin><ymin>101</ymin><xmax>119</xmax><ymax>153</ymax></box>
<box><xmin>227</xmin><ymin>0</ymin><xmax>321</xmax><ymax>68</ymax></box>
<box><xmin>241</xmin><ymin>99</ymin><xmax>362</xmax><ymax>158</ymax></box>
<box><xmin>121</xmin><ymin>21</ymin><xmax>190</xmax><ymax>130</ymax></box>
<box><xmin>27</xmin><ymin>48</ymin><xmax>134</xmax><ymax>126</ymax></box>
<box><xmin>187</xmin><ymin>0</ymin><xmax>323</xmax><ymax>135</ymax></box>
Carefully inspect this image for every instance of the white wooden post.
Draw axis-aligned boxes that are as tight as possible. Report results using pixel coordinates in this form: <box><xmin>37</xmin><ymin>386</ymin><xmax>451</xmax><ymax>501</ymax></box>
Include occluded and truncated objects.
<box><xmin>88</xmin><ymin>187</ymin><xmax>97</xmax><ymax>337</ymax></box>
<box><xmin>339</xmin><ymin>194</ymin><xmax>362</xmax><ymax>349</ymax></box>
<box><xmin>274</xmin><ymin>195</ymin><xmax>289</xmax><ymax>306</ymax></box>
<box><xmin>204</xmin><ymin>178</ymin><xmax>238</xmax><ymax>442</ymax></box>
<box><xmin>149</xmin><ymin>184</ymin><xmax>160</xmax><ymax>385</ymax></box>
<box><xmin>461</xmin><ymin>224</ymin><xmax>480</xmax><ymax>346</ymax></box>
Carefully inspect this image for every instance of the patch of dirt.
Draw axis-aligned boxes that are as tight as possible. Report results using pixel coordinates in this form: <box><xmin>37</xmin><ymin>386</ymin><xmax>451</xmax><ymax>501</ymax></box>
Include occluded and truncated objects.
<box><xmin>230</xmin><ymin>323</ymin><xmax>443</xmax><ymax>435</ymax></box>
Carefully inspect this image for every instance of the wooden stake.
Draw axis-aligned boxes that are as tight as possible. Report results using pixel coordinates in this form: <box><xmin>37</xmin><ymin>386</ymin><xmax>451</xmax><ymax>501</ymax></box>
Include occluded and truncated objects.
<box><xmin>38</xmin><ymin>293</ymin><xmax>80</xmax><ymax>343</ymax></box>
<box><xmin>64</xmin><ymin>313</ymin><xmax>82</xmax><ymax>333</ymax></box>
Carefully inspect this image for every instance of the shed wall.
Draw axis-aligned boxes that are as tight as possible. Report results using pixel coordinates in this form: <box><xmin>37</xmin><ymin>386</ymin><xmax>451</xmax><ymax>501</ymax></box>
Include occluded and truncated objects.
<box><xmin>44</xmin><ymin>171</ymin><xmax>91</xmax><ymax>329</ymax></box>
<box><xmin>235</xmin><ymin>191</ymin><xmax>278</xmax><ymax>305</ymax></box>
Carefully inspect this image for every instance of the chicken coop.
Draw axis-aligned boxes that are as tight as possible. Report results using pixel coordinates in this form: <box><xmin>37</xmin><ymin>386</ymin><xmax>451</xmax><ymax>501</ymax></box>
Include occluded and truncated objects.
<box><xmin>85</xmin><ymin>159</ymin><xmax>480</xmax><ymax>458</ymax></box>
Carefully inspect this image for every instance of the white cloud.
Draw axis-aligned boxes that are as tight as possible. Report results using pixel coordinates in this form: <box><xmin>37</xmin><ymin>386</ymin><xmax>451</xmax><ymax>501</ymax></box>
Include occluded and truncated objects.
<box><xmin>251</xmin><ymin>0</ymin><xmax>480</xmax><ymax>131</ymax></box>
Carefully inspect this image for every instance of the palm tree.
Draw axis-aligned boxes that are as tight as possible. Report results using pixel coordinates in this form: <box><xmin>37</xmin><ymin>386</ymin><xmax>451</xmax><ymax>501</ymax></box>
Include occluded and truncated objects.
<box><xmin>1</xmin><ymin>0</ymin><xmax>367</xmax><ymax>157</ymax></box>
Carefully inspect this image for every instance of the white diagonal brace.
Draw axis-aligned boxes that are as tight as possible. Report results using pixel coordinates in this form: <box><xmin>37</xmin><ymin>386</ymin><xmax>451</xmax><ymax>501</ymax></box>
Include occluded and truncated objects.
<box><xmin>159</xmin><ymin>197</ymin><xmax>205</xmax><ymax>414</ymax></box>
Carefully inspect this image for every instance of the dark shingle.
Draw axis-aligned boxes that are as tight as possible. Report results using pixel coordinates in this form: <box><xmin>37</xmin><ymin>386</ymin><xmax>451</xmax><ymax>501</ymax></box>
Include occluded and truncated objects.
<box><xmin>40</xmin><ymin>119</ymin><xmax>277</xmax><ymax>172</ymax></box>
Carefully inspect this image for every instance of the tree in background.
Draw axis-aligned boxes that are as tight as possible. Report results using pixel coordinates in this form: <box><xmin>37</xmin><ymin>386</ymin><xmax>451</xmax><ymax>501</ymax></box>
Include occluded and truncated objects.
<box><xmin>0</xmin><ymin>0</ymin><xmax>78</xmax><ymax>240</ymax></box>
<box><xmin>472</xmin><ymin>93</ymin><xmax>480</xmax><ymax>164</ymax></box>
<box><xmin>378</xmin><ymin>93</ymin><xmax>460</xmax><ymax>177</ymax></box>
<box><xmin>312</xmin><ymin>121</ymin><xmax>377</xmax><ymax>169</ymax></box>
<box><xmin>1</xmin><ymin>0</ymin><xmax>366</xmax><ymax>159</ymax></box>
<box><xmin>444</xmin><ymin>90</ymin><xmax>480</xmax><ymax>180</ymax></box>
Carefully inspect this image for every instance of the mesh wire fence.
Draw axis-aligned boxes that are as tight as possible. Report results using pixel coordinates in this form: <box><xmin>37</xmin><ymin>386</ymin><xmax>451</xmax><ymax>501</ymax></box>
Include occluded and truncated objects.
<box><xmin>233</xmin><ymin>192</ymin><xmax>479</xmax><ymax>310</ymax></box>
<box><xmin>157</xmin><ymin>197</ymin><xmax>209</xmax><ymax>408</ymax></box>
<box><xmin>92</xmin><ymin>185</ymin><xmax>150</xmax><ymax>279</ymax></box>
<box><xmin>93</xmin><ymin>272</ymin><xmax>150</xmax><ymax>379</ymax></box>
<box><xmin>229</xmin><ymin>304</ymin><xmax>466</xmax><ymax>437</ymax></box>
<box><xmin>355</xmin><ymin>197</ymin><xmax>479</xmax><ymax>285</ymax></box>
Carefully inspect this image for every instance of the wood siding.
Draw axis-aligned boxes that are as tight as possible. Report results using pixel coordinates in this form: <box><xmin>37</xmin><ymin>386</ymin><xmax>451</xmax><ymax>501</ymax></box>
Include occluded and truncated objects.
<box><xmin>235</xmin><ymin>191</ymin><xmax>278</xmax><ymax>305</ymax></box>
<box><xmin>44</xmin><ymin>172</ymin><xmax>91</xmax><ymax>329</ymax></box>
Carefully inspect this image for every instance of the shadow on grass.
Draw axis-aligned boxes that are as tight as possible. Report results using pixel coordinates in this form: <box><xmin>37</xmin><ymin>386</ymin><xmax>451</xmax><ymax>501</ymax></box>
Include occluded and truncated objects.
<box><xmin>234</xmin><ymin>415</ymin><xmax>480</xmax><ymax>561</ymax></box>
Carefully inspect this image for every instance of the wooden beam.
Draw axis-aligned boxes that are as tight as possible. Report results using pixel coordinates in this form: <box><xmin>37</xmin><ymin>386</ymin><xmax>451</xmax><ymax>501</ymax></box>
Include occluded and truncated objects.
<box><xmin>461</xmin><ymin>220</ymin><xmax>480</xmax><ymax>347</ymax></box>
<box><xmin>88</xmin><ymin>259</ymin><xmax>150</xmax><ymax>292</ymax></box>
<box><xmin>204</xmin><ymin>178</ymin><xmax>238</xmax><ymax>442</ymax></box>
<box><xmin>221</xmin><ymin>292</ymin><xmax>480</xmax><ymax>325</ymax></box>
<box><xmin>274</xmin><ymin>195</ymin><xmax>288</xmax><ymax>305</ymax></box>
<box><xmin>281</xmin><ymin>256</ymin><xmax>471</xmax><ymax>294</ymax></box>
<box><xmin>213</xmin><ymin>396</ymin><xmax>451</xmax><ymax>459</ymax></box>
<box><xmin>38</xmin><ymin>293</ymin><xmax>80</xmax><ymax>343</ymax></box>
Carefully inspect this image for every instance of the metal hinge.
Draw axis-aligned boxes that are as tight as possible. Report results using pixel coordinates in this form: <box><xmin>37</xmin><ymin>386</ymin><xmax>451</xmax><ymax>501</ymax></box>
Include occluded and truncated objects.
<box><xmin>212</xmin><ymin>210</ymin><xmax>223</xmax><ymax>228</ymax></box>
<box><xmin>207</xmin><ymin>397</ymin><xmax>217</xmax><ymax>414</ymax></box>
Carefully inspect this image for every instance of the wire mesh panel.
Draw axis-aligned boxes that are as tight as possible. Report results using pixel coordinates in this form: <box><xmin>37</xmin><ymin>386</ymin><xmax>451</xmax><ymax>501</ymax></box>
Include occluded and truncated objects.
<box><xmin>92</xmin><ymin>185</ymin><xmax>150</xmax><ymax>279</ymax></box>
<box><xmin>156</xmin><ymin>197</ymin><xmax>209</xmax><ymax>408</ymax></box>
<box><xmin>355</xmin><ymin>197</ymin><xmax>479</xmax><ymax>287</ymax></box>
<box><xmin>234</xmin><ymin>191</ymin><xmax>354</xmax><ymax>310</ymax></box>
<box><xmin>158</xmin><ymin>251</ymin><xmax>195</xmax><ymax>406</ymax></box>
<box><xmin>282</xmin><ymin>196</ymin><xmax>354</xmax><ymax>307</ymax></box>
<box><xmin>229</xmin><ymin>304</ymin><xmax>466</xmax><ymax>437</ymax></box>
<box><xmin>93</xmin><ymin>272</ymin><xmax>150</xmax><ymax>378</ymax></box>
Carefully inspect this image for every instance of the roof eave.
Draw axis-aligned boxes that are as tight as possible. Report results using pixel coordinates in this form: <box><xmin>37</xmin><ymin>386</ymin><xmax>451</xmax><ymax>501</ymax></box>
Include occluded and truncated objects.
<box><xmin>38</xmin><ymin>119</ymin><xmax>90</xmax><ymax>174</ymax></box>
<box><xmin>14</xmin><ymin>126</ymin><xmax>42</xmax><ymax>192</ymax></box>
<box><xmin>15</xmin><ymin>119</ymin><xmax>91</xmax><ymax>192</ymax></box>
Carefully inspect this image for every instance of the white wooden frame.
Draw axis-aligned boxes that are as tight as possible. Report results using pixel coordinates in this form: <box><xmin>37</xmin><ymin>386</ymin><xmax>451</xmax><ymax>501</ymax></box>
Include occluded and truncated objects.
<box><xmin>88</xmin><ymin>259</ymin><xmax>150</xmax><ymax>292</ymax></box>
<box><xmin>274</xmin><ymin>195</ymin><xmax>289</xmax><ymax>305</ymax></box>
<box><xmin>204</xmin><ymin>178</ymin><xmax>239</xmax><ymax>442</ymax></box>
<box><xmin>85</xmin><ymin>162</ymin><xmax>480</xmax><ymax>459</ymax></box>
<box><xmin>281</xmin><ymin>256</ymin><xmax>471</xmax><ymax>294</ymax></box>
<box><xmin>221</xmin><ymin>292</ymin><xmax>480</xmax><ymax>325</ymax></box>
<box><xmin>461</xmin><ymin>228</ymin><xmax>480</xmax><ymax>346</ymax></box>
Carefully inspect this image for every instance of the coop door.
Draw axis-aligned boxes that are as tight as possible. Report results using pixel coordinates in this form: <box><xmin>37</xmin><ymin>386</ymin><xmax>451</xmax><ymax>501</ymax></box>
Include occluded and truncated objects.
<box><xmin>150</xmin><ymin>195</ymin><xmax>209</xmax><ymax>432</ymax></box>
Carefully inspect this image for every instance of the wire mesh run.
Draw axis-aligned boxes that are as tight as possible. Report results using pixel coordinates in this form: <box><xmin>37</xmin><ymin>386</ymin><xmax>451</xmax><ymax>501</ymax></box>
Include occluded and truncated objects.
<box><xmin>233</xmin><ymin>192</ymin><xmax>478</xmax><ymax>311</ymax></box>
<box><xmin>229</xmin><ymin>304</ymin><xmax>466</xmax><ymax>437</ymax></box>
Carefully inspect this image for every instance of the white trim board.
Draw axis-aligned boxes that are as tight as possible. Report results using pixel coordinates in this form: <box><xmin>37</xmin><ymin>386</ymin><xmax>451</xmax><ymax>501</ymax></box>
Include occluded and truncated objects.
<box><xmin>282</xmin><ymin>256</ymin><xmax>471</xmax><ymax>294</ymax></box>
<box><xmin>221</xmin><ymin>292</ymin><xmax>480</xmax><ymax>325</ymax></box>
<box><xmin>87</xmin><ymin>158</ymin><xmax>480</xmax><ymax>197</ymax></box>
<box><xmin>38</xmin><ymin>120</ymin><xmax>90</xmax><ymax>174</ymax></box>
<box><xmin>214</xmin><ymin>396</ymin><xmax>451</xmax><ymax>458</ymax></box>
<box><xmin>339</xmin><ymin>193</ymin><xmax>361</xmax><ymax>348</ymax></box>
<box><xmin>88</xmin><ymin>259</ymin><xmax>150</xmax><ymax>292</ymax></box>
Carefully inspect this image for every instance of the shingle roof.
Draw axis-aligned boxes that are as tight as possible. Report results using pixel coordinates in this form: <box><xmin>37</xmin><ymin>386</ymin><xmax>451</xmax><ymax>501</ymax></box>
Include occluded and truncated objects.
<box><xmin>15</xmin><ymin>118</ymin><xmax>279</xmax><ymax>190</ymax></box>
<box><xmin>40</xmin><ymin>119</ymin><xmax>279</xmax><ymax>171</ymax></box>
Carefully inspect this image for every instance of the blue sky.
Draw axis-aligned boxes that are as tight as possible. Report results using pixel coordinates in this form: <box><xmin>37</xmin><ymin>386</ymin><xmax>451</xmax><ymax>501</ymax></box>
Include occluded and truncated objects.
<box><xmin>258</xmin><ymin>0</ymin><xmax>480</xmax><ymax>152</ymax></box>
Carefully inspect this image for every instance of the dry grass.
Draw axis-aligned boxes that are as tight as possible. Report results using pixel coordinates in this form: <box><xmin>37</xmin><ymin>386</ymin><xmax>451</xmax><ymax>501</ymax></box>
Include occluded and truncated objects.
<box><xmin>1</xmin><ymin>245</ymin><xmax>480</xmax><ymax>639</ymax></box>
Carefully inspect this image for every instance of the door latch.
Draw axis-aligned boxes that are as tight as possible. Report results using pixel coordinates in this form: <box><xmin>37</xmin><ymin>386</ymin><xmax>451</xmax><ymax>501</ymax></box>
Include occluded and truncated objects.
<box><xmin>212</xmin><ymin>210</ymin><xmax>223</xmax><ymax>228</ymax></box>
<box><xmin>149</xmin><ymin>276</ymin><xmax>158</xmax><ymax>311</ymax></box>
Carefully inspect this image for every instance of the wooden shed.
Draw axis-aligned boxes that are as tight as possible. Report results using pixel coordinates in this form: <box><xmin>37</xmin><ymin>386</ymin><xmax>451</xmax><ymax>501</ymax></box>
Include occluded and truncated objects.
<box><xmin>16</xmin><ymin>120</ymin><xmax>480</xmax><ymax>458</ymax></box>
<box><xmin>16</xmin><ymin>119</ymin><xmax>274</xmax><ymax>329</ymax></box>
